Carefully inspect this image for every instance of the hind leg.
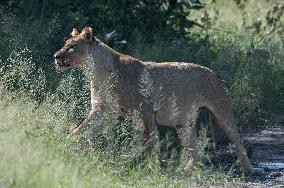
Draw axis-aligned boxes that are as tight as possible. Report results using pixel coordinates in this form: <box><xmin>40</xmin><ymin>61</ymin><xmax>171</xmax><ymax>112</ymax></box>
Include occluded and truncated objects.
<box><xmin>215</xmin><ymin>117</ymin><xmax>253</xmax><ymax>175</ymax></box>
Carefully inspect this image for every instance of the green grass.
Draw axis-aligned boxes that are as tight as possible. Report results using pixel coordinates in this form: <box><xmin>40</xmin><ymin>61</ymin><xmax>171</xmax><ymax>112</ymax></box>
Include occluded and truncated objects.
<box><xmin>0</xmin><ymin>97</ymin><xmax>111</xmax><ymax>188</ymax></box>
<box><xmin>189</xmin><ymin>0</ymin><xmax>282</xmax><ymax>33</ymax></box>
<box><xmin>0</xmin><ymin>91</ymin><xmax>242</xmax><ymax>188</ymax></box>
<box><xmin>0</xmin><ymin>1</ymin><xmax>283</xmax><ymax>186</ymax></box>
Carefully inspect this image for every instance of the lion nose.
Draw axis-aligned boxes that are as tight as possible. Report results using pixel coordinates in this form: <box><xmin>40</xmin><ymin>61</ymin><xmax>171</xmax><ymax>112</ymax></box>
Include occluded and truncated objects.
<box><xmin>54</xmin><ymin>51</ymin><xmax>63</xmax><ymax>59</ymax></box>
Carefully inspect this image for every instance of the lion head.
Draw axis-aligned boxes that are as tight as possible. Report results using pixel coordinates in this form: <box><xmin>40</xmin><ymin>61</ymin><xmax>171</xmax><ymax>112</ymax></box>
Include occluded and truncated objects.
<box><xmin>54</xmin><ymin>27</ymin><xmax>94</xmax><ymax>70</ymax></box>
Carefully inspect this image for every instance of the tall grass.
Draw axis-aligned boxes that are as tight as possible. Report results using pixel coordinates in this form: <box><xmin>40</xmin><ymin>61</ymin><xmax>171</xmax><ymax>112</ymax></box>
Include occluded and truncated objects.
<box><xmin>0</xmin><ymin>89</ymin><xmax>242</xmax><ymax>187</ymax></box>
<box><xmin>0</xmin><ymin>4</ymin><xmax>283</xmax><ymax>187</ymax></box>
<box><xmin>1</xmin><ymin>5</ymin><xmax>283</xmax><ymax>128</ymax></box>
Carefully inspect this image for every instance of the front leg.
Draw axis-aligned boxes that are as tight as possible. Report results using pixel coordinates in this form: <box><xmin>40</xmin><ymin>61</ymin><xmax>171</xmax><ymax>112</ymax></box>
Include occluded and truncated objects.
<box><xmin>67</xmin><ymin>109</ymin><xmax>95</xmax><ymax>139</ymax></box>
<box><xmin>67</xmin><ymin>84</ymin><xmax>107</xmax><ymax>138</ymax></box>
<box><xmin>67</xmin><ymin>105</ymin><xmax>108</xmax><ymax>139</ymax></box>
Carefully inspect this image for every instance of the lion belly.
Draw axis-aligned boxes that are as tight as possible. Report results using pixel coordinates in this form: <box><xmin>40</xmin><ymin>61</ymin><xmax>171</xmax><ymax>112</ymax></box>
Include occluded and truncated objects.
<box><xmin>116</xmin><ymin>61</ymin><xmax>219</xmax><ymax>127</ymax></box>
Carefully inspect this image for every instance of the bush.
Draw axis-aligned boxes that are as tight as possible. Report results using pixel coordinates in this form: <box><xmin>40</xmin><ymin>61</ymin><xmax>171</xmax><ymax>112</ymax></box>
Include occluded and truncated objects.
<box><xmin>207</xmin><ymin>27</ymin><xmax>283</xmax><ymax>128</ymax></box>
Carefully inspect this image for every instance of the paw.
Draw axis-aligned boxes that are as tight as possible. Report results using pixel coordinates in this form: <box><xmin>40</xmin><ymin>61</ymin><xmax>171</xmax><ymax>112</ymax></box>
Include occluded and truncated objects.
<box><xmin>184</xmin><ymin>159</ymin><xmax>194</xmax><ymax>171</ymax></box>
<box><xmin>66</xmin><ymin>127</ymin><xmax>81</xmax><ymax>139</ymax></box>
<box><xmin>184</xmin><ymin>164</ymin><xmax>193</xmax><ymax>171</ymax></box>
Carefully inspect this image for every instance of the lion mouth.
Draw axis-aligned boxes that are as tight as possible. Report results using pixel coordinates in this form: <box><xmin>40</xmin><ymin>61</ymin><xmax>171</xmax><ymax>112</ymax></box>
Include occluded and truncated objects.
<box><xmin>54</xmin><ymin>59</ymin><xmax>71</xmax><ymax>71</ymax></box>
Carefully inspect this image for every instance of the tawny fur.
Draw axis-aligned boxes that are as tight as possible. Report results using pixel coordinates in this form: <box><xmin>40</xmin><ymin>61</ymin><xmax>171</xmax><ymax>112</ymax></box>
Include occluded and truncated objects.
<box><xmin>54</xmin><ymin>27</ymin><xmax>253</xmax><ymax>175</ymax></box>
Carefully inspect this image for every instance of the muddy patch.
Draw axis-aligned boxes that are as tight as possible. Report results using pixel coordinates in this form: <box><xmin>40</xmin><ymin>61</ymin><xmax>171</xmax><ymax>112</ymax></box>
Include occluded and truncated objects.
<box><xmin>243</xmin><ymin>126</ymin><xmax>284</xmax><ymax>187</ymax></box>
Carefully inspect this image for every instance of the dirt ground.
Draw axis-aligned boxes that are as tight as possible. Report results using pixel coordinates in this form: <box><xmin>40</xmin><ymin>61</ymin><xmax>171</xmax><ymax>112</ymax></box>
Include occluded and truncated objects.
<box><xmin>242</xmin><ymin>126</ymin><xmax>284</xmax><ymax>187</ymax></box>
<box><xmin>129</xmin><ymin>122</ymin><xmax>284</xmax><ymax>187</ymax></box>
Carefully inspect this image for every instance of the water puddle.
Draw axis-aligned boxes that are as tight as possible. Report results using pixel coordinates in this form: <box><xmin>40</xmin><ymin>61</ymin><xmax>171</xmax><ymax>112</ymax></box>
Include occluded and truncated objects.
<box><xmin>256</xmin><ymin>162</ymin><xmax>284</xmax><ymax>171</ymax></box>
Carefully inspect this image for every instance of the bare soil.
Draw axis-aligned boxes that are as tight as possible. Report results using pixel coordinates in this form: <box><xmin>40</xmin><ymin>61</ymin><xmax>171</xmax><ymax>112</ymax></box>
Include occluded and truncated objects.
<box><xmin>243</xmin><ymin>126</ymin><xmax>284</xmax><ymax>187</ymax></box>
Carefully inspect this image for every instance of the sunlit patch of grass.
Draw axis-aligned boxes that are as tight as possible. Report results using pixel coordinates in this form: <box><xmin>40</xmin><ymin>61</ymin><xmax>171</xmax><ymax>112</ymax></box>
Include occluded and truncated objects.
<box><xmin>189</xmin><ymin>0</ymin><xmax>276</xmax><ymax>30</ymax></box>
<box><xmin>0</xmin><ymin>91</ymin><xmax>241</xmax><ymax>188</ymax></box>
<box><xmin>0</xmin><ymin>96</ymin><xmax>112</xmax><ymax>188</ymax></box>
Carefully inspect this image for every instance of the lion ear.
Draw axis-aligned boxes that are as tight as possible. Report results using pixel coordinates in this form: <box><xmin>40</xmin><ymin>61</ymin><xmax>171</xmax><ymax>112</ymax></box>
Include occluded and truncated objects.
<box><xmin>81</xmin><ymin>27</ymin><xmax>94</xmax><ymax>42</ymax></box>
<box><xmin>71</xmin><ymin>28</ymin><xmax>79</xmax><ymax>37</ymax></box>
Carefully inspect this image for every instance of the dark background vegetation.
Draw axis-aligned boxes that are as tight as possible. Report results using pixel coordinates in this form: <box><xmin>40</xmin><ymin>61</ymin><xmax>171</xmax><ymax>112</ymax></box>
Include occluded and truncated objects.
<box><xmin>0</xmin><ymin>0</ymin><xmax>284</xmax><ymax>187</ymax></box>
<box><xmin>0</xmin><ymin>0</ymin><xmax>283</xmax><ymax>130</ymax></box>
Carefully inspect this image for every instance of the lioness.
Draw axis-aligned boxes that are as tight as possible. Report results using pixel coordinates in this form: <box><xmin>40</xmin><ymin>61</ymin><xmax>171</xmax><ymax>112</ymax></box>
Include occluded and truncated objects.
<box><xmin>54</xmin><ymin>27</ymin><xmax>253</xmax><ymax>175</ymax></box>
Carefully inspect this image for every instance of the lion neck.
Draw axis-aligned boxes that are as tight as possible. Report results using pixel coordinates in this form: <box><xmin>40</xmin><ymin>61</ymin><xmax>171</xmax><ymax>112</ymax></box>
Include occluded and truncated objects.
<box><xmin>84</xmin><ymin>37</ymin><xmax>120</xmax><ymax>80</ymax></box>
<box><xmin>82</xmin><ymin>37</ymin><xmax>121</xmax><ymax>96</ymax></box>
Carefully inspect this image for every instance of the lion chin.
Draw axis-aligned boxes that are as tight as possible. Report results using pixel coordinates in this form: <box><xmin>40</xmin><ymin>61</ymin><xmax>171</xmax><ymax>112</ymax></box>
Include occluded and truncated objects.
<box><xmin>54</xmin><ymin>59</ymin><xmax>71</xmax><ymax>71</ymax></box>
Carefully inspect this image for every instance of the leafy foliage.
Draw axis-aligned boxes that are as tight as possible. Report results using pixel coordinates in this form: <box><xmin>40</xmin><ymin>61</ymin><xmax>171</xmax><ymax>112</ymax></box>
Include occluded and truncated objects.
<box><xmin>0</xmin><ymin>1</ymin><xmax>283</xmax><ymax>127</ymax></box>
<box><xmin>0</xmin><ymin>1</ymin><xmax>283</xmax><ymax>186</ymax></box>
